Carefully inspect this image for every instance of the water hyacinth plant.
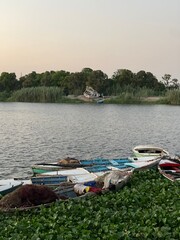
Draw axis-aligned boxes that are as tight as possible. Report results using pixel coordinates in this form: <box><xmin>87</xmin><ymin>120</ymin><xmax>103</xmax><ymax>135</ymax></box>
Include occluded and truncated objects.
<box><xmin>0</xmin><ymin>170</ymin><xmax>179</xmax><ymax>239</ymax></box>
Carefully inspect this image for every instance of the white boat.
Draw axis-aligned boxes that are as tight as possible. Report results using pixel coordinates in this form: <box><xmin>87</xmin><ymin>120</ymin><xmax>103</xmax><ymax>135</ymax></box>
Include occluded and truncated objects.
<box><xmin>83</xmin><ymin>86</ymin><xmax>100</xmax><ymax>99</ymax></box>
<box><xmin>133</xmin><ymin>145</ymin><xmax>169</xmax><ymax>157</ymax></box>
<box><xmin>124</xmin><ymin>157</ymin><xmax>161</xmax><ymax>170</ymax></box>
<box><xmin>0</xmin><ymin>178</ymin><xmax>32</xmax><ymax>197</ymax></box>
<box><xmin>0</xmin><ymin>179</ymin><xmax>22</xmax><ymax>197</ymax></box>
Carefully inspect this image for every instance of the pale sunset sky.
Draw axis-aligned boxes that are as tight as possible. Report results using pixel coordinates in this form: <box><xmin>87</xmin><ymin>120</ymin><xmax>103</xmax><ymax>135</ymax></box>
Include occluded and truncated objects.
<box><xmin>0</xmin><ymin>0</ymin><xmax>179</xmax><ymax>81</ymax></box>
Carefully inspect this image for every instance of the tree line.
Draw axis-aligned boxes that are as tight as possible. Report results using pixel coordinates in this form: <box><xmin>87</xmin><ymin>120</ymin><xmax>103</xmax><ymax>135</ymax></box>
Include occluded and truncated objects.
<box><xmin>0</xmin><ymin>68</ymin><xmax>179</xmax><ymax>96</ymax></box>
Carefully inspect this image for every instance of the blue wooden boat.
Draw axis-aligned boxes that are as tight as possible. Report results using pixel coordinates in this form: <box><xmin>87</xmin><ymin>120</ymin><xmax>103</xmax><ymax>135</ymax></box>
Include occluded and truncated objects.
<box><xmin>31</xmin><ymin>168</ymin><xmax>95</xmax><ymax>185</ymax></box>
<box><xmin>31</xmin><ymin>157</ymin><xmax>160</xmax><ymax>186</ymax></box>
<box><xmin>31</xmin><ymin>156</ymin><xmax>159</xmax><ymax>175</ymax></box>
<box><xmin>31</xmin><ymin>157</ymin><xmax>144</xmax><ymax>175</ymax></box>
<box><xmin>31</xmin><ymin>175</ymin><xmax>68</xmax><ymax>185</ymax></box>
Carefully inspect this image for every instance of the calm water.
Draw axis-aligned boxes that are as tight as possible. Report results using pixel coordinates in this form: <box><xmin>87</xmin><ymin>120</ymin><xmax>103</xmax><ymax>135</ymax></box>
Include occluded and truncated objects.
<box><xmin>0</xmin><ymin>102</ymin><xmax>179</xmax><ymax>179</ymax></box>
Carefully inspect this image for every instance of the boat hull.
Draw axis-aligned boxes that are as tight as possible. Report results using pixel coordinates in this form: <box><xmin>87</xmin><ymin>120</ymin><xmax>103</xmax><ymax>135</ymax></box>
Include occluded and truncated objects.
<box><xmin>31</xmin><ymin>158</ymin><xmax>138</xmax><ymax>175</ymax></box>
<box><xmin>31</xmin><ymin>157</ymin><xmax>160</xmax><ymax>186</ymax></box>
<box><xmin>0</xmin><ymin>179</ymin><xmax>23</xmax><ymax>197</ymax></box>
<box><xmin>31</xmin><ymin>163</ymin><xmax>64</xmax><ymax>174</ymax></box>
<box><xmin>158</xmin><ymin>157</ymin><xmax>180</xmax><ymax>181</ymax></box>
<box><xmin>133</xmin><ymin>145</ymin><xmax>169</xmax><ymax>158</ymax></box>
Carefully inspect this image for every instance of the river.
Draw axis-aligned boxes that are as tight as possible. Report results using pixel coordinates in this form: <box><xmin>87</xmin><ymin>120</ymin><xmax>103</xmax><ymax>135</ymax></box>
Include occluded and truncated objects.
<box><xmin>0</xmin><ymin>102</ymin><xmax>179</xmax><ymax>179</ymax></box>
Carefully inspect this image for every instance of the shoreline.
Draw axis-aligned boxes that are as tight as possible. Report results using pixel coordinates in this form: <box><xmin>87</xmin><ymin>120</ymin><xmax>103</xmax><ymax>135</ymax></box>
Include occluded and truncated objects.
<box><xmin>67</xmin><ymin>95</ymin><xmax>163</xmax><ymax>104</ymax></box>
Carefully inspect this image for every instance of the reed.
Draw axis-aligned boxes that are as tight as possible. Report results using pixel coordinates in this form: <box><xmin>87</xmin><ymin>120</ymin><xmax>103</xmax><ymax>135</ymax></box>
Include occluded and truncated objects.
<box><xmin>161</xmin><ymin>89</ymin><xmax>180</xmax><ymax>105</ymax></box>
<box><xmin>106</xmin><ymin>92</ymin><xmax>142</xmax><ymax>104</ymax></box>
<box><xmin>111</xmin><ymin>85</ymin><xmax>162</xmax><ymax>97</ymax></box>
<box><xmin>106</xmin><ymin>87</ymin><xmax>164</xmax><ymax>104</ymax></box>
<box><xmin>9</xmin><ymin>87</ymin><xmax>64</xmax><ymax>103</ymax></box>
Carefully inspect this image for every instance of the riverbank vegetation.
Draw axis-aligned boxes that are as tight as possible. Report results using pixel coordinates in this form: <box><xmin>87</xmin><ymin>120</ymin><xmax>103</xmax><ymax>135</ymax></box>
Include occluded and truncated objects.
<box><xmin>9</xmin><ymin>87</ymin><xmax>83</xmax><ymax>103</ymax></box>
<box><xmin>161</xmin><ymin>89</ymin><xmax>180</xmax><ymax>105</ymax></box>
<box><xmin>0</xmin><ymin>170</ymin><xmax>179</xmax><ymax>239</ymax></box>
<box><xmin>0</xmin><ymin>68</ymin><xmax>179</xmax><ymax>104</ymax></box>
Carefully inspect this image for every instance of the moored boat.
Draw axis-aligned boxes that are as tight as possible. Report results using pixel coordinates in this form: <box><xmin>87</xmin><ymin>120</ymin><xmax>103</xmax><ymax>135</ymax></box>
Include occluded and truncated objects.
<box><xmin>31</xmin><ymin>168</ymin><xmax>100</xmax><ymax>186</ymax></box>
<box><xmin>96</xmin><ymin>98</ymin><xmax>104</xmax><ymax>104</ymax></box>
<box><xmin>158</xmin><ymin>156</ymin><xmax>180</xmax><ymax>181</ymax></box>
<box><xmin>124</xmin><ymin>157</ymin><xmax>161</xmax><ymax>170</ymax></box>
<box><xmin>31</xmin><ymin>156</ymin><xmax>156</xmax><ymax>175</ymax></box>
<box><xmin>31</xmin><ymin>157</ymin><xmax>160</xmax><ymax>186</ymax></box>
<box><xmin>0</xmin><ymin>170</ymin><xmax>131</xmax><ymax>212</ymax></box>
<box><xmin>133</xmin><ymin>145</ymin><xmax>169</xmax><ymax>157</ymax></box>
<box><xmin>31</xmin><ymin>163</ymin><xmax>65</xmax><ymax>175</ymax></box>
<box><xmin>0</xmin><ymin>179</ymin><xmax>23</xmax><ymax>197</ymax></box>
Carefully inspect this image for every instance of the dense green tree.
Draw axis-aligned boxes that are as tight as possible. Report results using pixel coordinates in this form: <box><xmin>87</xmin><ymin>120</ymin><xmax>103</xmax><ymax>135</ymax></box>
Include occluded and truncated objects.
<box><xmin>134</xmin><ymin>70</ymin><xmax>148</xmax><ymax>88</ymax></box>
<box><xmin>112</xmin><ymin>69</ymin><xmax>134</xmax><ymax>86</ymax></box>
<box><xmin>40</xmin><ymin>71</ymin><xmax>52</xmax><ymax>86</ymax></box>
<box><xmin>51</xmin><ymin>70</ymin><xmax>70</xmax><ymax>87</ymax></box>
<box><xmin>134</xmin><ymin>71</ymin><xmax>164</xmax><ymax>90</ymax></box>
<box><xmin>0</xmin><ymin>72</ymin><xmax>19</xmax><ymax>92</ymax></box>
<box><xmin>62</xmin><ymin>72</ymin><xmax>87</xmax><ymax>95</ymax></box>
<box><xmin>81</xmin><ymin>67</ymin><xmax>93</xmax><ymax>74</ymax></box>
<box><xmin>86</xmin><ymin>70</ymin><xmax>109</xmax><ymax>94</ymax></box>
<box><xmin>19</xmin><ymin>71</ymin><xmax>40</xmax><ymax>88</ymax></box>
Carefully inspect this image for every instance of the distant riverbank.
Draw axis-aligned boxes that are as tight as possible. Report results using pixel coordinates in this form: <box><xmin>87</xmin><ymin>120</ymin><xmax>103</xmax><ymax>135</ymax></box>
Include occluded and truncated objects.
<box><xmin>0</xmin><ymin>87</ymin><xmax>180</xmax><ymax>105</ymax></box>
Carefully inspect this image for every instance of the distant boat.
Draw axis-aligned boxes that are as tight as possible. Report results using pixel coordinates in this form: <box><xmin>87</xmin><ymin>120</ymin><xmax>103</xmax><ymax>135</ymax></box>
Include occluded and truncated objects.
<box><xmin>133</xmin><ymin>145</ymin><xmax>169</xmax><ymax>158</ymax></box>
<box><xmin>83</xmin><ymin>86</ymin><xmax>105</xmax><ymax>103</ymax></box>
<box><xmin>96</xmin><ymin>98</ymin><xmax>104</xmax><ymax>104</ymax></box>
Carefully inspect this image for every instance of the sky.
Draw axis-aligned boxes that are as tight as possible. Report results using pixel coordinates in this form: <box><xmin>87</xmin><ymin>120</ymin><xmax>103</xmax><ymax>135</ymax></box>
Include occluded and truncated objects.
<box><xmin>0</xmin><ymin>0</ymin><xmax>180</xmax><ymax>81</ymax></box>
